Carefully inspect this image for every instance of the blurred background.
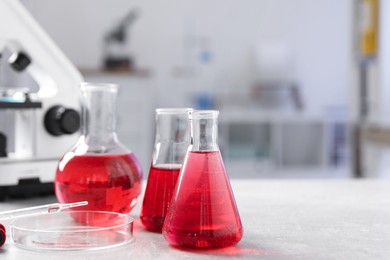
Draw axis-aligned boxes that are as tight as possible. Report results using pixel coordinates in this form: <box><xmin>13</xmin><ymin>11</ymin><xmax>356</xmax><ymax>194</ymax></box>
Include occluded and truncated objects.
<box><xmin>6</xmin><ymin>0</ymin><xmax>390</xmax><ymax>179</ymax></box>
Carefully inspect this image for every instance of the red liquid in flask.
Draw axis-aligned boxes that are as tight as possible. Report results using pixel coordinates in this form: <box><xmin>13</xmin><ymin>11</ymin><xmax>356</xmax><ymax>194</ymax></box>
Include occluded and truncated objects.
<box><xmin>141</xmin><ymin>165</ymin><xmax>181</xmax><ymax>232</ymax></box>
<box><xmin>163</xmin><ymin>151</ymin><xmax>243</xmax><ymax>249</ymax></box>
<box><xmin>55</xmin><ymin>153</ymin><xmax>142</xmax><ymax>219</ymax></box>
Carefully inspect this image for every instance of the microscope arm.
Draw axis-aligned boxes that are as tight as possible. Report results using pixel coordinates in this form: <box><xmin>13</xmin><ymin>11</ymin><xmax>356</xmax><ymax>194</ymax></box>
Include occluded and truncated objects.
<box><xmin>0</xmin><ymin>0</ymin><xmax>83</xmax><ymax>100</ymax></box>
<box><xmin>0</xmin><ymin>0</ymin><xmax>82</xmax><ymax>159</ymax></box>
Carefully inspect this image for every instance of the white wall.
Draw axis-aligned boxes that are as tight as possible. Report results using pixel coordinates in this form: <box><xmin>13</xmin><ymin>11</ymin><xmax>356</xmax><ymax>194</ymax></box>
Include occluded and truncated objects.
<box><xmin>22</xmin><ymin>0</ymin><xmax>353</xmax><ymax>116</ymax></box>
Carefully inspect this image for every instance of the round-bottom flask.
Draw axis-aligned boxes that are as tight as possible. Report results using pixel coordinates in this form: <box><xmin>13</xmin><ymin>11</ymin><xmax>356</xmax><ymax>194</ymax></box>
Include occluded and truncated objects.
<box><xmin>55</xmin><ymin>83</ymin><xmax>143</xmax><ymax>215</ymax></box>
<box><xmin>162</xmin><ymin>110</ymin><xmax>243</xmax><ymax>249</ymax></box>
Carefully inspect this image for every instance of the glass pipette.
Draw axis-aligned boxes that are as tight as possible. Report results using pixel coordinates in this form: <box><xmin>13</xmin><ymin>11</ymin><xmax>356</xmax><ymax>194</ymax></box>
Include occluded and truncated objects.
<box><xmin>0</xmin><ymin>201</ymin><xmax>88</xmax><ymax>221</ymax></box>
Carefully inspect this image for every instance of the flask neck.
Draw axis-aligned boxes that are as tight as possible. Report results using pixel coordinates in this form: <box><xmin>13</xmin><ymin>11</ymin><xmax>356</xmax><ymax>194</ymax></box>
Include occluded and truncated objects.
<box><xmin>81</xmin><ymin>84</ymin><xmax>119</xmax><ymax>148</ymax></box>
<box><xmin>190</xmin><ymin>115</ymin><xmax>219</xmax><ymax>151</ymax></box>
<box><xmin>153</xmin><ymin>108</ymin><xmax>192</xmax><ymax>166</ymax></box>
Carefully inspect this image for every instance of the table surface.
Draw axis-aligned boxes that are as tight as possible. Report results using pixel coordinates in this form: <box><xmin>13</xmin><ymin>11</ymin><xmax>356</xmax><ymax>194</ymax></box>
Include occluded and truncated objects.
<box><xmin>0</xmin><ymin>179</ymin><xmax>388</xmax><ymax>260</ymax></box>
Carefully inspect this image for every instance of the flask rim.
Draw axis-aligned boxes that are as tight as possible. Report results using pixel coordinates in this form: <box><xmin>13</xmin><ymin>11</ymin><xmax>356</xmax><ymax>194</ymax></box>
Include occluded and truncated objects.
<box><xmin>155</xmin><ymin>108</ymin><xmax>193</xmax><ymax>115</ymax></box>
<box><xmin>189</xmin><ymin>110</ymin><xmax>219</xmax><ymax>119</ymax></box>
<box><xmin>80</xmin><ymin>82</ymin><xmax>119</xmax><ymax>92</ymax></box>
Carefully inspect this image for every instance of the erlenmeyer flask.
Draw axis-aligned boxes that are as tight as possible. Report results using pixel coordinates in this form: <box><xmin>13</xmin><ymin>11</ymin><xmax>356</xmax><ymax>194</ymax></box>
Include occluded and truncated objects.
<box><xmin>55</xmin><ymin>83</ymin><xmax>143</xmax><ymax>214</ymax></box>
<box><xmin>141</xmin><ymin>108</ymin><xmax>192</xmax><ymax>232</ymax></box>
<box><xmin>162</xmin><ymin>110</ymin><xmax>243</xmax><ymax>249</ymax></box>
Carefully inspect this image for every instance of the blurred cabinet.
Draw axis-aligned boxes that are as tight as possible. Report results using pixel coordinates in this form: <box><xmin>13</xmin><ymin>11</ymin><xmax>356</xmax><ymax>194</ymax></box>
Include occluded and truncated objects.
<box><xmin>82</xmin><ymin>70</ymin><xmax>155</xmax><ymax>175</ymax></box>
<box><xmin>361</xmin><ymin>125</ymin><xmax>390</xmax><ymax>178</ymax></box>
<box><xmin>219</xmin><ymin>110</ymin><xmax>351</xmax><ymax>178</ymax></box>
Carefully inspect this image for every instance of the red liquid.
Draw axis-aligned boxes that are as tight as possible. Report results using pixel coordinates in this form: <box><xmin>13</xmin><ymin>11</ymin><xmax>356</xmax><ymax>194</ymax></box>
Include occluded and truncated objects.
<box><xmin>162</xmin><ymin>151</ymin><xmax>243</xmax><ymax>249</ymax></box>
<box><xmin>55</xmin><ymin>153</ymin><xmax>143</xmax><ymax>218</ymax></box>
<box><xmin>140</xmin><ymin>165</ymin><xmax>181</xmax><ymax>232</ymax></box>
<box><xmin>0</xmin><ymin>224</ymin><xmax>5</xmax><ymax>248</ymax></box>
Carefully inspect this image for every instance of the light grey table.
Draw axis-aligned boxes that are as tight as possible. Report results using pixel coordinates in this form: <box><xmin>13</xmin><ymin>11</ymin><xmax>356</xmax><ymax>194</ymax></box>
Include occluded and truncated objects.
<box><xmin>0</xmin><ymin>179</ymin><xmax>388</xmax><ymax>259</ymax></box>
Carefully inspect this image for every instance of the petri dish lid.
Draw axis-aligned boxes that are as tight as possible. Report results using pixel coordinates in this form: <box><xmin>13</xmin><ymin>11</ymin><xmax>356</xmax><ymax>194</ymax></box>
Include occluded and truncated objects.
<box><xmin>10</xmin><ymin>210</ymin><xmax>134</xmax><ymax>251</ymax></box>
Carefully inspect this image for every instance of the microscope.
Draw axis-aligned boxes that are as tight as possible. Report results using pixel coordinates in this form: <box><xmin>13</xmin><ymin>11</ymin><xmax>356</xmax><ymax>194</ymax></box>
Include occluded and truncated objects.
<box><xmin>0</xmin><ymin>0</ymin><xmax>83</xmax><ymax>199</ymax></box>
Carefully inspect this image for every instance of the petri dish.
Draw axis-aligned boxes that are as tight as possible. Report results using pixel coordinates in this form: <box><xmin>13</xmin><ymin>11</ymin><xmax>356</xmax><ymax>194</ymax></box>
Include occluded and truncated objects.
<box><xmin>10</xmin><ymin>210</ymin><xmax>134</xmax><ymax>251</ymax></box>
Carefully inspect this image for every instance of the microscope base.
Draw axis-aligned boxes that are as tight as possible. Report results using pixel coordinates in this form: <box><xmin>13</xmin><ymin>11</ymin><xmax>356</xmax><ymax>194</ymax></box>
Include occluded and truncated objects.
<box><xmin>0</xmin><ymin>181</ymin><xmax>53</xmax><ymax>201</ymax></box>
<box><xmin>0</xmin><ymin>159</ymin><xmax>57</xmax><ymax>200</ymax></box>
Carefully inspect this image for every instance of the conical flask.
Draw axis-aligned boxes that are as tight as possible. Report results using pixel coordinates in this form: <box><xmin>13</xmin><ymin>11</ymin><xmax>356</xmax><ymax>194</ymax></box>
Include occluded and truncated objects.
<box><xmin>141</xmin><ymin>108</ymin><xmax>192</xmax><ymax>232</ymax></box>
<box><xmin>55</xmin><ymin>83</ymin><xmax>143</xmax><ymax>214</ymax></box>
<box><xmin>162</xmin><ymin>110</ymin><xmax>243</xmax><ymax>249</ymax></box>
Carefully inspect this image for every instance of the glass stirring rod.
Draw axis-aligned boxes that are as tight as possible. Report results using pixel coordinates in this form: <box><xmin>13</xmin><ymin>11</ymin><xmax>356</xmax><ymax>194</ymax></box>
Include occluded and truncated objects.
<box><xmin>0</xmin><ymin>201</ymin><xmax>88</xmax><ymax>221</ymax></box>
